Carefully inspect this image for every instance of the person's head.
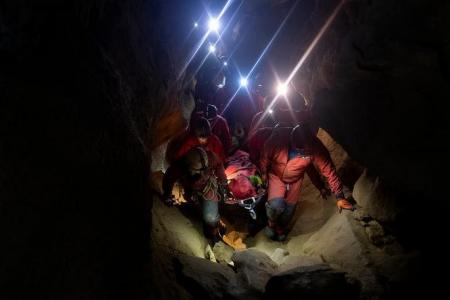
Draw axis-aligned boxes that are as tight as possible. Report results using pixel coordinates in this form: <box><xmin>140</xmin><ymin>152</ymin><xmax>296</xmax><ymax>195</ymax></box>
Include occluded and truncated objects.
<box><xmin>206</xmin><ymin>104</ymin><xmax>218</xmax><ymax>120</ymax></box>
<box><xmin>183</xmin><ymin>147</ymin><xmax>209</xmax><ymax>178</ymax></box>
<box><xmin>192</xmin><ymin>117</ymin><xmax>212</xmax><ymax>144</ymax></box>
<box><xmin>290</xmin><ymin>123</ymin><xmax>313</xmax><ymax>149</ymax></box>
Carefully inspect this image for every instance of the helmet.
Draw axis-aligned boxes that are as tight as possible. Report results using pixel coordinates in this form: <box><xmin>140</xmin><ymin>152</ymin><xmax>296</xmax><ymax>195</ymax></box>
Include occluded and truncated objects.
<box><xmin>184</xmin><ymin>147</ymin><xmax>209</xmax><ymax>177</ymax></box>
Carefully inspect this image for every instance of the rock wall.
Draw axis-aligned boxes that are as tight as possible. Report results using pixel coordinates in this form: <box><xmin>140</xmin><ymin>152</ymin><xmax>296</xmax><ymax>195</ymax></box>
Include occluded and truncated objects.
<box><xmin>0</xmin><ymin>0</ymin><xmax>182</xmax><ymax>298</ymax></box>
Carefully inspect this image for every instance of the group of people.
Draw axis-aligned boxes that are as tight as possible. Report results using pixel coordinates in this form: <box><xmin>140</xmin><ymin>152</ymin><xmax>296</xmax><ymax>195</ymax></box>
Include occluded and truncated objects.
<box><xmin>162</xmin><ymin>79</ymin><xmax>354</xmax><ymax>243</ymax></box>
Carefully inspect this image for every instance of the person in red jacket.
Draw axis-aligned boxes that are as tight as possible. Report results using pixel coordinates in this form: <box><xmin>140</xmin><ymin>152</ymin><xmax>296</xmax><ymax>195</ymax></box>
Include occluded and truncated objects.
<box><xmin>163</xmin><ymin>147</ymin><xmax>228</xmax><ymax>242</ymax></box>
<box><xmin>177</xmin><ymin>117</ymin><xmax>226</xmax><ymax>162</ymax></box>
<box><xmin>206</xmin><ymin>104</ymin><xmax>232</xmax><ymax>155</ymax></box>
<box><xmin>260</xmin><ymin>124</ymin><xmax>354</xmax><ymax>241</ymax></box>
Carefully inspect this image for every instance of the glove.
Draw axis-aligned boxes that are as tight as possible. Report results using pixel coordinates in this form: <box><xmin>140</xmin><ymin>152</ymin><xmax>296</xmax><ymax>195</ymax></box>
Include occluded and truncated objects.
<box><xmin>336</xmin><ymin>198</ymin><xmax>355</xmax><ymax>213</ymax></box>
<box><xmin>163</xmin><ymin>195</ymin><xmax>175</xmax><ymax>207</ymax></box>
<box><xmin>319</xmin><ymin>188</ymin><xmax>331</xmax><ymax>200</ymax></box>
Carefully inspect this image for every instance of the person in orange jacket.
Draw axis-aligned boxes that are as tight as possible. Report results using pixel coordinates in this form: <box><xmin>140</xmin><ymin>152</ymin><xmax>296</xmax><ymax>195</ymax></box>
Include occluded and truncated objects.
<box><xmin>205</xmin><ymin>104</ymin><xmax>232</xmax><ymax>155</ymax></box>
<box><xmin>260</xmin><ymin>124</ymin><xmax>354</xmax><ymax>241</ymax></box>
<box><xmin>177</xmin><ymin>117</ymin><xmax>226</xmax><ymax>162</ymax></box>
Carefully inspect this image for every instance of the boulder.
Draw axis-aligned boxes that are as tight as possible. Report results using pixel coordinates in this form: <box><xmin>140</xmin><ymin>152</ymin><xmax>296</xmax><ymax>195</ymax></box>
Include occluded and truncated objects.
<box><xmin>353</xmin><ymin>169</ymin><xmax>403</xmax><ymax>223</ymax></box>
<box><xmin>232</xmin><ymin>249</ymin><xmax>277</xmax><ymax>294</ymax></box>
<box><xmin>264</xmin><ymin>264</ymin><xmax>360</xmax><ymax>300</ymax></box>
<box><xmin>270</xmin><ymin>248</ymin><xmax>289</xmax><ymax>265</ymax></box>
<box><xmin>173</xmin><ymin>254</ymin><xmax>236</xmax><ymax>300</ymax></box>
<box><xmin>213</xmin><ymin>241</ymin><xmax>234</xmax><ymax>264</ymax></box>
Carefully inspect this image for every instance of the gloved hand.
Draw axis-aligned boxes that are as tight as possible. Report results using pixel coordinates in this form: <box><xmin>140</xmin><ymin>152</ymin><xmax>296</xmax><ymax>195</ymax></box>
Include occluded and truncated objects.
<box><xmin>319</xmin><ymin>188</ymin><xmax>331</xmax><ymax>200</ymax></box>
<box><xmin>336</xmin><ymin>198</ymin><xmax>355</xmax><ymax>213</ymax></box>
<box><xmin>163</xmin><ymin>195</ymin><xmax>175</xmax><ymax>207</ymax></box>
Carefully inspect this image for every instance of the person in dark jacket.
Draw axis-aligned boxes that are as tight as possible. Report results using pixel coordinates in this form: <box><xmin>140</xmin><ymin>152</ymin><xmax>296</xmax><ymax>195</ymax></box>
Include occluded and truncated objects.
<box><xmin>163</xmin><ymin>146</ymin><xmax>227</xmax><ymax>241</ymax></box>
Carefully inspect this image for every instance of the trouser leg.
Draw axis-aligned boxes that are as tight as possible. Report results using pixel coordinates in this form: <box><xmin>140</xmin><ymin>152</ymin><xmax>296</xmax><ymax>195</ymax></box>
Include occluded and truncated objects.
<box><xmin>202</xmin><ymin>198</ymin><xmax>223</xmax><ymax>242</ymax></box>
<box><xmin>265</xmin><ymin>197</ymin><xmax>287</xmax><ymax>239</ymax></box>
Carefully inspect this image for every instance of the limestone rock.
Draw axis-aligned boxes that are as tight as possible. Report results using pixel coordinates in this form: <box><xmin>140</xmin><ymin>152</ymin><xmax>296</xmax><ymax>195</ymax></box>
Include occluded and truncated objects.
<box><xmin>264</xmin><ymin>264</ymin><xmax>360</xmax><ymax>300</ymax></box>
<box><xmin>213</xmin><ymin>241</ymin><xmax>234</xmax><ymax>264</ymax></box>
<box><xmin>365</xmin><ymin>220</ymin><xmax>385</xmax><ymax>246</ymax></box>
<box><xmin>270</xmin><ymin>248</ymin><xmax>289</xmax><ymax>265</ymax></box>
<box><xmin>353</xmin><ymin>169</ymin><xmax>402</xmax><ymax>223</ymax></box>
<box><xmin>232</xmin><ymin>249</ymin><xmax>277</xmax><ymax>294</ymax></box>
<box><xmin>174</xmin><ymin>254</ymin><xmax>236</xmax><ymax>300</ymax></box>
<box><xmin>278</xmin><ymin>255</ymin><xmax>323</xmax><ymax>273</ymax></box>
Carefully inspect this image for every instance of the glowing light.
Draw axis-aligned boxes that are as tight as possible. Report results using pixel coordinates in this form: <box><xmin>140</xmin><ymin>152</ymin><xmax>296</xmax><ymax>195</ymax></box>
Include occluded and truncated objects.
<box><xmin>208</xmin><ymin>17</ymin><xmax>220</xmax><ymax>32</ymax></box>
<box><xmin>240</xmin><ymin>77</ymin><xmax>248</xmax><ymax>87</ymax></box>
<box><xmin>194</xmin><ymin>22</ymin><xmax>198</xmax><ymax>28</ymax></box>
<box><xmin>245</xmin><ymin>0</ymin><xmax>300</xmax><ymax>79</ymax></box>
<box><xmin>268</xmin><ymin>109</ymin><xmax>274</xmax><ymax>114</ymax></box>
<box><xmin>209</xmin><ymin>44</ymin><xmax>216</xmax><ymax>53</ymax></box>
<box><xmin>223</xmin><ymin>61</ymin><xmax>228</xmax><ymax>66</ymax></box>
<box><xmin>285</xmin><ymin>0</ymin><xmax>345</xmax><ymax>86</ymax></box>
<box><xmin>277</xmin><ymin>83</ymin><xmax>288</xmax><ymax>96</ymax></box>
<box><xmin>176</xmin><ymin>0</ymin><xmax>233</xmax><ymax>81</ymax></box>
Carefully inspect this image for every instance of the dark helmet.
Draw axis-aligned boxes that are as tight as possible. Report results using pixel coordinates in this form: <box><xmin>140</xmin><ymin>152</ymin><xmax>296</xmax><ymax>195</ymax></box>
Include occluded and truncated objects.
<box><xmin>183</xmin><ymin>147</ymin><xmax>209</xmax><ymax>176</ymax></box>
<box><xmin>206</xmin><ymin>104</ymin><xmax>218</xmax><ymax>119</ymax></box>
<box><xmin>192</xmin><ymin>117</ymin><xmax>212</xmax><ymax>138</ymax></box>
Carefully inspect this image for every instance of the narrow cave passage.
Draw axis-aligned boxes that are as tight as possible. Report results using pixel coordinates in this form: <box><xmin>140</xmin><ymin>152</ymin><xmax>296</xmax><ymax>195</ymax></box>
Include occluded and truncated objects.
<box><xmin>1</xmin><ymin>0</ymin><xmax>449</xmax><ymax>299</ymax></box>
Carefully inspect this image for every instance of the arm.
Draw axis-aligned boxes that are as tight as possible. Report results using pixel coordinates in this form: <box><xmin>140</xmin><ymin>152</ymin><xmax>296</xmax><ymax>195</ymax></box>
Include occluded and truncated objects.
<box><xmin>306</xmin><ymin>164</ymin><xmax>325</xmax><ymax>191</ymax></box>
<box><xmin>162</xmin><ymin>163</ymin><xmax>182</xmax><ymax>198</ymax></box>
<box><xmin>259</xmin><ymin>136</ymin><xmax>274</xmax><ymax>182</ymax></box>
<box><xmin>210</xmin><ymin>151</ymin><xmax>227</xmax><ymax>185</ymax></box>
<box><xmin>311</xmin><ymin>137</ymin><xmax>343</xmax><ymax>198</ymax></box>
<box><xmin>311</xmin><ymin>138</ymin><xmax>354</xmax><ymax>211</ymax></box>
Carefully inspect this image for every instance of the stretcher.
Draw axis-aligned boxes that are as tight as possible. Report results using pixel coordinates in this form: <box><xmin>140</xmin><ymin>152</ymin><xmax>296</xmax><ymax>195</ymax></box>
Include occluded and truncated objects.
<box><xmin>223</xmin><ymin>150</ymin><xmax>266</xmax><ymax>220</ymax></box>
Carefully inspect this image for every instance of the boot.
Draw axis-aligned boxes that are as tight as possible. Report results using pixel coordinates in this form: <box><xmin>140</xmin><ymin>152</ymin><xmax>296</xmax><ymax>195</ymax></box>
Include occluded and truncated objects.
<box><xmin>264</xmin><ymin>219</ymin><xmax>277</xmax><ymax>240</ymax></box>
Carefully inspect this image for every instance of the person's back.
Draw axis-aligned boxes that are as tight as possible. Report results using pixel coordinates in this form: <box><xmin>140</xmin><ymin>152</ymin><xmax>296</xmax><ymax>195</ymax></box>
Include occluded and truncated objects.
<box><xmin>162</xmin><ymin>146</ymin><xmax>227</xmax><ymax>242</ymax></box>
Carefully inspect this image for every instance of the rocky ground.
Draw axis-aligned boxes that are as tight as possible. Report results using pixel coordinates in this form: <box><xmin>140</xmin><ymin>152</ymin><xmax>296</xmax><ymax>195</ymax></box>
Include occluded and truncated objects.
<box><xmin>150</xmin><ymin>130</ymin><xmax>419</xmax><ymax>299</ymax></box>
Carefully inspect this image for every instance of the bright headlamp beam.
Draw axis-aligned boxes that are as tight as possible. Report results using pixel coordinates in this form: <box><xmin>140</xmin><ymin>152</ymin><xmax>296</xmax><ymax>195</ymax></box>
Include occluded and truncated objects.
<box><xmin>285</xmin><ymin>0</ymin><xmax>345</xmax><ymax>85</ymax></box>
<box><xmin>249</xmin><ymin>0</ymin><xmax>346</xmax><ymax>140</ymax></box>
<box><xmin>276</xmin><ymin>83</ymin><xmax>288</xmax><ymax>96</ymax></box>
<box><xmin>176</xmin><ymin>0</ymin><xmax>233</xmax><ymax>81</ymax></box>
<box><xmin>208</xmin><ymin>18</ymin><xmax>220</xmax><ymax>32</ymax></box>
<box><xmin>209</xmin><ymin>44</ymin><xmax>216</xmax><ymax>53</ymax></box>
<box><xmin>246</xmin><ymin>0</ymin><xmax>300</xmax><ymax>79</ymax></box>
<box><xmin>240</xmin><ymin>77</ymin><xmax>248</xmax><ymax>87</ymax></box>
